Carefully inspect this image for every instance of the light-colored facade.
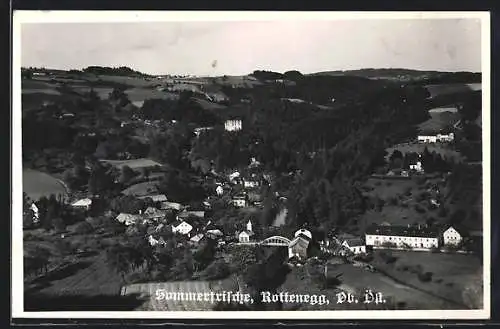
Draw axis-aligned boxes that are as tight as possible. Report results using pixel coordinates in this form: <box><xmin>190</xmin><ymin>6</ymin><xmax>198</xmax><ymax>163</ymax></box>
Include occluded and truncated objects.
<box><xmin>238</xmin><ymin>231</ymin><xmax>251</xmax><ymax>243</ymax></box>
<box><xmin>225</xmin><ymin>119</ymin><xmax>242</xmax><ymax>132</ymax></box>
<box><xmin>341</xmin><ymin>240</ymin><xmax>366</xmax><ymax>254</ymax></box>
<box><xmin>417</xmin><ymin>133</ymin><xmax>454</xmax><ymax>143</ymax></box>
<box><xmin>409</xmin><ymin>161</ymin><xmax>423</xmax><ymax>172</ymax></box>
<box><xmin>443</xmin><ymin>226</ymin><xmax>463</xmax><ymax>246</ymax></box>
<box><xmin>71</xmin><ymin>198</ymin><xmax>92</xmax><ymax>210</ymax></box>
<box><xmin>172</xmin><ymin>221</ymin><xmax>193</xmax><ymax>235</ymax></box>
<box><xmin>365</xmin><ymin>225</ymin><xmax>440</xmax><ymax>251</ymax></box>
<box><xmin>233</xmin><ymin>197</ymin><xmax>247</xmax><ymax>208</ymax></box>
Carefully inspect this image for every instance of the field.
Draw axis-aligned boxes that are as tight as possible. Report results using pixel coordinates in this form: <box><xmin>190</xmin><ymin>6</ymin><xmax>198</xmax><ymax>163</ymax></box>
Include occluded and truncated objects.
<box><xmin>121</xmin><ymin>181</ymin><xmax>160</xmax><ymax>197</ymax></box>
<box><xmin>425</xmin><ymin>83</ymin><xmax>481</xmax><ymax>98</ymax></box>
<box><xmin>23</xmin><ymin>169</ymin><xmax>68</xmax><ymax>201</ymax></box>
<box><xmin>121</xmin><ymin>281</ymin><xmax>216</xmax><ymax>311</ymax></box>
<box><xmin>96</xmin><ymin>75</ymin><xmax>158</xmax><ymax>88</ymax></box>
<box><xmin>372</xmin><ymin>250</ymin><xmax>483</xmax><ymax>309</ymax></box>
<box><xmin>100</xmin><ymin>158</ymin><xmax>163</xmax><ymax>170</ymax></box>
<box><xmin>417</xmin><ymin>111</ymin><xmax>461</xmax><ymax>134</ymax></box>
<box><xmin>428</xmin><ymin>106</ymin><xmax>458</xmax><ymax>113</ymax></box>
<box><xmin>386</xmin><ymin>143</ymin><xmax>465</xmax><ymax>163</ymax></box>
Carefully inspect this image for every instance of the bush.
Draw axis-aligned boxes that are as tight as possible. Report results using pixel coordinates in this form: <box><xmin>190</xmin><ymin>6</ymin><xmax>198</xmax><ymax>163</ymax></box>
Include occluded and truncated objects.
<box><xmin>418</xmin><ymin>271</ymin><xmax>433</xmax><ymax>282</ymax></box>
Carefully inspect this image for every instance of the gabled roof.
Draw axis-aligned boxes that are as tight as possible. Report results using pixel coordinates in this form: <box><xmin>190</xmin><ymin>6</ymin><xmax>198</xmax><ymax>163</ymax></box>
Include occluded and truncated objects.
<box><xmin>289</xmin><ymin>236</ymin><xmax>310</xmax><ymax>249</ymax></box>
<box><xmin>343</xmin><ymin>238</ymin><xmax>364</xmax><ymax>247</ymax></box>
<box><xmin>365</xmin><ymin>224</ymin><xmax>439</xmax><ymax>238</ymax></box>
<box><xmin>71</xmin><ymin>198</ymin><xmax>92</xmax><ymax>206</ymax></box>
<box><xmin>138</xmin><ymin>194</ymin><xmax>168</xmax><ymax>202</ymax></box>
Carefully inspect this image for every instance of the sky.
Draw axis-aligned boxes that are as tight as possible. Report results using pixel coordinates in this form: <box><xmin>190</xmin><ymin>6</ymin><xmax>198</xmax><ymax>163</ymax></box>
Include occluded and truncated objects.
<box><xmin>20</xmin><ymin>18</ymin><xmax>482</xmax><ymax>76</ymax></box>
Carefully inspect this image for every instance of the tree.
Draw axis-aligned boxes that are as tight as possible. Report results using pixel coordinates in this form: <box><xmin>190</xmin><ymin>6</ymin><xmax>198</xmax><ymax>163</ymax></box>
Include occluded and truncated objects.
<box><xmin>120</xmin><ymin>165</ymin><xmax>136</xmax><ymax>184</ymax></box>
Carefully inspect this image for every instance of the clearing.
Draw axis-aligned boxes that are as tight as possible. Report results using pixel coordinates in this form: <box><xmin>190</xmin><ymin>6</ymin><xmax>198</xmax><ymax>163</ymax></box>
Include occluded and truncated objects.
<box><xmin>386</xmin><ymin>143</ymin><xmax>464</xmax><ymax>163</ymax></box>
<box><xmin>372</xmin><ymin>250</ymin><xmax>483</xmax><ymax>309</ymax></box>
<box><xmin>417</xmin><ymin>111</ymin><xmax>461</xmax><ymax>134</ymax></box>
<box><xmin>23</xmin><ymin>169</ymin><xmax>68</xmax><ymax>201</ymax></box>
<box><xmin>100</xmin><ymin>158</ymin><xmax>163</xmax><ymax>171</ymax></box>
<box><xmin>121</xmin><ymin>181</ymin><xmax>160</xmax><ymax>197</ymax></box>
<box><xmin>425</xmin><ymin>83</ymin><xmax>481</xmax><ymax>98</ymax></box>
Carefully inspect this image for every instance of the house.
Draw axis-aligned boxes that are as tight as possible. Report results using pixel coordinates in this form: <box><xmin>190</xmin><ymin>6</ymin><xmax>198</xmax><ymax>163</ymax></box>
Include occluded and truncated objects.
<box><xmin>341</xmin><ymin>238</ymin><xmax>366</xmax><ymax>255</ymax></box>
<box><xmin>147</xmin><ymin>235</ymin><xmax>166</xmax><ymax>247</ymax></box>
<box><xmin>171</xmin><ymin>220</ymin><xmax>193</xmax><ymax>235</ymax></box>
<box><xmin>288</xmin><ymin>235</ymin><xmax>310</xmax><ymax>260</ymax></box>
<box><xmin>206</xmin><ymin>91</ymin><xmax>229</xmax><ymax>103</ymax></box>
<box><xmin>365</xmin><ymin>224</ymin><xmax>440</xmax><ymax>250</ymax></box>
<box><xmin>116</xmin><ymin>213</ymin><xmax>140</xmax><ymax>226</ymax></box>
<box><xmin>243</xmin><ymin>179</ymin><xmax>260</xmax><ymax>189</ymax></box>
<box><xmin>71</xmin><ymin>198</ymin><xmax>92</xmax><ymax>210</ymax></box>
<box><xmin>144</xmin><ymin>207</ymin><xmax>167</xmax><ymax>221</ymax></box>
<box><xmin>159</xmin><ymin>201</ymin><xmax>183</xmax><ymax>211</ymax></box>
<box><xmin>138</xmin><ymin>194</ymin><xmax>168</xmax><ymax>203</ymax></box>
<box><xmin>248</xmin><ymin>157</ymin><xmax>261</xmax><ymax>168</ymax></box>
<box><xmin>215</xmin><ymin>185</ymin><xmax>224</xmax><ymax>196</ymax></box>
<box><xmin>442</xmin><ymin>226</ymin><xmax>463</xmax><ymax>246</ymax></box>
<box><xmin>30</xmin><ymin>203</ymin><xmax>39</xmax><ymax>223</ymax></box>
<box><xmin>417</xmin><ymin>132</ymin><xmax>455</xmax><ymax>143</ymax></box>
<box><xmin>228</xmin><ymin>171</ymin><xmax>240</xmax><ymax>182</ymax></box>
<box><xmin>409</xmin><ymin>161</ymin><xmax>423</xmax><ymax>172</ymax></box>
<box><xmin>232</xmin><ymin>195</ymin><xmax>247</xmax><ymax>208</ymax></box>
<box><xmin>189</xmin><ymin>233</ymin><xmax>205</xmax><ymax>245</ymax></box>
<box><xmin>194</xmin><ymin>126</ymin><xmax>214</xmax><ymax>137</ymax></box>
<box><xmin>206</xmin><ymin>229</ymin><xmax>224</xmax><ymax>239</ymax></box>
<box><xmin>224</xmin><ymin>119</ymin><xmax>242</xmax><ymax>132</ymax></box>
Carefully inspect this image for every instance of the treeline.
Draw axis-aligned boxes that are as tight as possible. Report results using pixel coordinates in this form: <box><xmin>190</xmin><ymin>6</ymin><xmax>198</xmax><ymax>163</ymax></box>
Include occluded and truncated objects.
<box><xmin>82</xmin><ymin>66</ymin><xmax>150</xmax><ymax>77</ymax></box>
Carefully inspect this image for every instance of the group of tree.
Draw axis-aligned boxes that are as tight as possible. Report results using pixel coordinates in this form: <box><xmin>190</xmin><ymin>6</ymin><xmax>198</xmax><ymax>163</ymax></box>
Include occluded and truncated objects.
<box><xmin>82</xmin><ymin>66</ymin><xmax>150</xmax><ymax>77</ymax></box>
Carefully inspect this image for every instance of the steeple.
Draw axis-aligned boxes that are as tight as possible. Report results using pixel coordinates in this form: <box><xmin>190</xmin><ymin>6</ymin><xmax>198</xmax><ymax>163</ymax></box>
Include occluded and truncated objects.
<box><xmin>246</xmin><ymin>220</ymin><xmax>253</xmax><ymax>232</ymax></box>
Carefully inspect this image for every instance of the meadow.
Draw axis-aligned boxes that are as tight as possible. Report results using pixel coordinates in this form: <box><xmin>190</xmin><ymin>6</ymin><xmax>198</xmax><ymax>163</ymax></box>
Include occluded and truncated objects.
<box><xmin>425</xmin><ymin>83</ymin><xmax>481</xmax><ymax>98</ymax></box>
<box><xmin>23</xmin><ymin>169</ymin><xmax>68</xmax><ymax>201</ymax></box>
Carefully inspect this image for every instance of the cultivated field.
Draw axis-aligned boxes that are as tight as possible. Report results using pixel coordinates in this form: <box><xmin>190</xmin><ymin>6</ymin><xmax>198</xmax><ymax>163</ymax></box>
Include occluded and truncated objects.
<box><xmin>417</xmin><ymin>111</ymin><xmax>461</xmax><ymax>133</ymax></box>
<box><xmin>23</xmin><ymin>169</ymin><xmax>68</xmax><ymax>201</ymax></box>
<box><xmin>425</xmin><ymin>83</ymin><xmax>481</xmax><ymax>98</ymax></box>
<box><xmin>100</xmin><ymin>158</ymin><xmax>163</xmax><ymax>170</ymax></box>
<box><xmin>125</xmin><ymin>88</ymin><xmax>179</xmax><ymax>102</ymax></box>
<box><xmin>121</xmin><ymin>280</ymin><xmax>215</xmax><ymax>311</ymax></box>
<box><xmin>121</xmin><ymin>181</ymin><xmax>160</xmax><ymax>197</ymax></box>
<box><xmin>96</xmin><ymin>75</ymin><xmax>158</xmax><ymax>88</ymax></box>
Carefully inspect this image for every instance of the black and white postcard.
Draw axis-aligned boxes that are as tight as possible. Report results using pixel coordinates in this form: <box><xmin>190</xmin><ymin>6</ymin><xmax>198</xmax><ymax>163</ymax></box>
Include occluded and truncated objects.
<box><xmin>11</xmin><ymin>11</ymin><xmax>491</xmax><ymax>320</ymax></box>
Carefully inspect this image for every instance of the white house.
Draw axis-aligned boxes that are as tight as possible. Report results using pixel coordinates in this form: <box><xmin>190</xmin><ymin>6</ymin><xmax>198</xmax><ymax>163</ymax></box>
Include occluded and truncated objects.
<box><xmin>288</xmin><ymin>235</ymin><xmax>310</xmax><ymax>260</ymax></box>
<box><xmin>443</xmin><ymin>226</ymin><xmax>463</xmax><ymax>246</ymax></box>
<box><xmin>189</xmin><ymin>233</ymin><xmax>205</xmax><ymax>244</ymax></box>
<box><xmin>228</xmin><ymin>171</ymin><xmax>240</xmax><ymax>182</ymax></box>
<box><xmin>194</xmin><ymin>127</ymin><xmax>214</xmax><ymax>137</ymax></box>
<box><xmin>409</xmin><ymin>161</ymin><xmax>423</xmax><ymax>172</ymax></box>
<box><xmin>206</xmin><ymin>229</ymin><xmax>224</xmax><ymax>239</ymax></box>
<box><xmin>232</xmin><ymin>196</ymin><xmax>247</xmax><ymax>208</ymax></box>
<box><xmin>225</xmin><ymin>119</ymin><xmax>242</xmax><ymax>132</ymax></box>
<box><xmin>144</xmin><ymin>207</ymin><xmax>167</xmax><ymax>221</ymax></box>
<box><xmin>437</xmin><ymin>132</ymin><xmax>455</xmax><ymax>142</ymax></box>
<box><xmin>30</xmin><ymin>203</ymin><xmax>39</xmax><ymax>223</ymax></box>
<box><xmin>71</xmin><ymin>198</ymin><xmax>92</xmax><ymax>210</ymax></box>
<box><xmin>216</xmin><ymin>185</ymin><xmax>224</xmax><ymax>196</ymax></box>
<box><xmin>418</xmin><ymin>135</ymin><xmax>438</xmax><ymax>143</ymax></box>
<box><xmin>365</xmin><ymin>224</ymin><xmax>440</xmax><ymax>251</ymax></box>
<box><xmin>243</xmin><ymin>179</ymin><xmax>260</xmax><ymax>189</ymax></box>
<box><xmin>147</xmin><ymin>235</ymin><xmax>166</xmax><ymax>247</ymax></box>
<box><xmin>341</xmin><ymin>238</ymin><xmax>366</xmax><ymax>255</ymax></box>
<box><xmin>116</xmin><ymin>213</ymin><xmax>140</xmax><ymax>226</ymax></box>
<box><xmin>172</xmin><ymin>220</ymin><xmax>193</xmax><ymax>235</ymax></box>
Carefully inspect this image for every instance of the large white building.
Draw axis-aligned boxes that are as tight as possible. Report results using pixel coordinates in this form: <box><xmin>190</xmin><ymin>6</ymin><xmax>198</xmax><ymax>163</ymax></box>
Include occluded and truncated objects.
<box><xmin>171</xmin><ymin>220</ymin><xmax>193</xmax><ymax>235</ymax></box>
<box><xmin>225</xmin><ymin>119</ymin><xmax>242</xmax><ymax>132</ymax></box>
<box><xmin>365</xmin><ymin>224</ymin><xmax>440</xmax><ymax>251</ymax></box>
<box><xmin>341</xmin><ymin>238</ymin><xmax>366</xmax><ymax>255</ymax></box>
<box><xmin>417</xmin><ymin>132</ymin><xmax>454</xmax><ymax>143</ymax></box>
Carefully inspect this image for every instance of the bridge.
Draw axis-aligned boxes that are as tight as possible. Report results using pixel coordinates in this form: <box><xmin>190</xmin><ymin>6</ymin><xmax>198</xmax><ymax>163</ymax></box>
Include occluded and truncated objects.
<box><xmin>235</xmin><ymin>235</ymin><xmax>291</xmax><ymax>247</ymax></box>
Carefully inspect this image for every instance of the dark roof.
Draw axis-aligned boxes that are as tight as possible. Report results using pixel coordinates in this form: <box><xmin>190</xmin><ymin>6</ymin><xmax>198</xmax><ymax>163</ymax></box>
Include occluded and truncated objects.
<box><xmin>365</xmin><ymin>224</ymin><xmax>439</xmax><ymax>238</ymax></box>
<box><xmin>343</xmin><ymin>238</ymin><xmax>364</xmax><ymax>247</ymax></box>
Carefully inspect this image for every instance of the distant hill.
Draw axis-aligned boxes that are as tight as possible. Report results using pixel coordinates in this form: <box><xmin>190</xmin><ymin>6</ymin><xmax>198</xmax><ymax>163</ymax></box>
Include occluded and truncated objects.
<box><xmin>311</xmin><ymin>68</ymin><xmax>481</xmax><ymax>84</ymax></box>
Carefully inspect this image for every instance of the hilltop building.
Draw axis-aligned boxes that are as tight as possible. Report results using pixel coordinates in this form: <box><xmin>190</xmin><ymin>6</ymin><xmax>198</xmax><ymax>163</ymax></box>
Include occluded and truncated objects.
<box><xmin>225</xmin><ymin>119</ymin><xmax>242</xmax><ymax>132</ymax></box>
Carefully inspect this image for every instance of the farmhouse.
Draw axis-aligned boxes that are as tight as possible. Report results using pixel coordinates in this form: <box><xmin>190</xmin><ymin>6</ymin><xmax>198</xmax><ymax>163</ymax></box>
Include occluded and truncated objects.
<box><xmin>341</xmin><ymin>238</ymin><xmax>366</xmax><ymax>255</ymax></box>
<box><xmin>171</xmin><ymin>220</ymin><xmax>193</xmax><ymax>235</ymax></box>
<box><xmin>365</xmin><ymin>224</ymin><xmax>440</xmax><ymax>251</ymax></box>
<box><xmin>243</xmin><ymin>179</ymin><xmax>260</xmax><ymax>189</ymax></box>
<box><xmin>294</xmin><ymin>228</ymin><xmax>313</xmax><ymax>240</ymax></box>
<box><xmin>442</xmin><ymin>226</ymin><xmax>463</xmax><ymax>246</ymax></box>
<box><xmin>189</xmin><ymin>233</ymin><xmax>205</xmax><ymax>245</ymax></box>
<box><xmin>215</xmin><ymin>185</ymin><xmax>224</xmax><ymax>196</ymax></box>
<box><xmin>224</xmin><ymin>119</ymin><xmax>242</xmax><ymax>132</ymax></box>
<box><xmin>71</xmin><ymin>198</ymin><xmax>92</xmax><ymax>210</ymax></box>
<box><xmin>206</xmin><ymin>229</ymin><xmax>224</xmax><ymax>239</ymax></box>
<box><xmin>177</xmin><ymin>210</ymin><xmax>205</xmax><ymax>221</ymax></box>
